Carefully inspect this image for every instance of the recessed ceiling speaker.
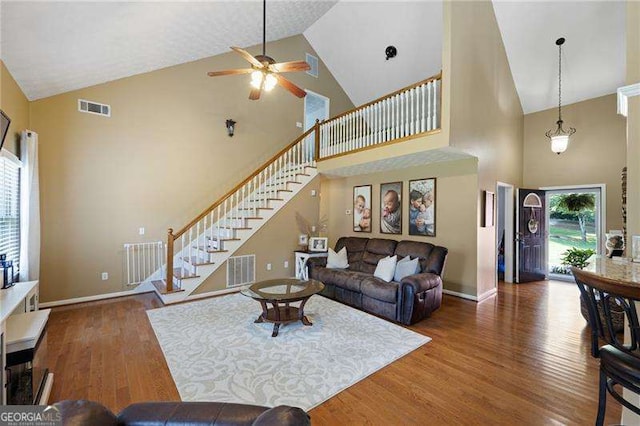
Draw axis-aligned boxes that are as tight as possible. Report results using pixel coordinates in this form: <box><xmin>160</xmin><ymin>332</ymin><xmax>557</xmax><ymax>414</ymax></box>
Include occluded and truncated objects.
<box><xmin>385</xmin><ymin>46</ymin><xmax>397</xmax><ymax>60</ymax></box>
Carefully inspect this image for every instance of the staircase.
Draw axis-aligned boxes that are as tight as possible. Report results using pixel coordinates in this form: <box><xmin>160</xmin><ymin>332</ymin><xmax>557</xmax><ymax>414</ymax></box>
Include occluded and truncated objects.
<box><xmin>147</xmin><ymin>72</ymin><xmax>442</xmax><ymax>304</ymax></box>
<box><xmin>151</xmin><ymin>126</ymin><xmax>319</xmax><ymax>304</ymax></box>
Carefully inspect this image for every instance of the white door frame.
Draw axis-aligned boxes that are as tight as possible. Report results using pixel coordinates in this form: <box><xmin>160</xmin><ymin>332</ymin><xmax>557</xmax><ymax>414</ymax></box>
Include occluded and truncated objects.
<box><xmin>303</xmin><ymin>90</ymin><xmax>330</xmax><ymax>130</ymax></box>
<box><xmin>541</xmin><ymin>184</ymin><xmax>606</xmax><ymax>281</ymax></box>
<box><xmin>497</xmin><ymin>182</ymin><xmax>515</xmax><ymax>284</ymax></box>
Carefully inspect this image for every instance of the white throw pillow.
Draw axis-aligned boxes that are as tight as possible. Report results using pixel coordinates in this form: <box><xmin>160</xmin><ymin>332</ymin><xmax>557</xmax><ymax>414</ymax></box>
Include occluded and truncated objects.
<box><xmin>393</xmin><ymin>256</ymin><xmax>420</xmax><ymax>282</ymax></box>
<box><xmin>374</xmin><ymin>255</ymin><xmax>398</xmax><ymax>282</ymax></box>
<box><xmin>326</xmin><ymin>247</ymin><xmax>349</xmax><ymax>269</ymax></box>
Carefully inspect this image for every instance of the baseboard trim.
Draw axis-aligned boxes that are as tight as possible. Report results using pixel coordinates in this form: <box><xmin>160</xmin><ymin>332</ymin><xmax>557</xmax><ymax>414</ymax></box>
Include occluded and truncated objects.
<box><xmin>442</xmin><ymin>289</ymin><xmax>478</xmax><ymax>301</ymax></box>
<box><xmin>185</xmin><ymin>287</ymin><xmax>241</xmax><ymax>302</ymax></box>
<box><xmin>40</xmin><ymin>288</ymin><xmax>153</xmax><ymax>308</ymax></box>
<box><xmin>477</xmin><ymin>288</ymin><xmax>497</xmax><ymax>302</ymax></box>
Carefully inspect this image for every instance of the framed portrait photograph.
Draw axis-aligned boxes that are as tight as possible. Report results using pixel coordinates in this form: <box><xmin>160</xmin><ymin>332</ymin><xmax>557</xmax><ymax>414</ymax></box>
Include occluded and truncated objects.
<box><xmin>380</xmin><ymin>182</ymin><xmax>402</xmax><ymax>234</ymax></box>
<box><xmin>353</xmin><ymin>185</ymin><xmax>372</xmax><ymax>232</ymax></box>
<box><xmin>309</xmin><ymin>237</ymin><xmax>329</xmax><ymax>252</ymax></box>
<box><xmin>482</xmin><ymin>191</ymin><xmax>495</xmax><ymax>228</ymax></box>
<box><xmin>408</xmin><ymin>178</ymin><xmax>436</xmax><ymax>237</ymax></box>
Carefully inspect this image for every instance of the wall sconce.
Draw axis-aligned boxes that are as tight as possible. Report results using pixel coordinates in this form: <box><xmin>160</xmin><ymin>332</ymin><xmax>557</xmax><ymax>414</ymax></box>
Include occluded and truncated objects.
<box><xmin>226</xmin><ymin>119</ymin><xmax>236</xmax><ymax>137</ymax></box>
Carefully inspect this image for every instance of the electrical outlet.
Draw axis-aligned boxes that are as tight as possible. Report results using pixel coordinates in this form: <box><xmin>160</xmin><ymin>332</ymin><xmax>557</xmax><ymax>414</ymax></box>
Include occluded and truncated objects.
<box><xmin>346</xmin><ymin>209</ymin><xmax>351</xmax><ymax>215</ymax></box>
<box><xmin>296</xmin><ymin>122</ymin><xmax>303</xmax><ymax>128</ymax></box>
<box><xmin>101</xmin><ymin>272</ymin><xmax>108</xmax><ymax>281</ymax></box>
<box><xmin>266</xmin><ymin>263</ymin><xmax>272</xmax><ymax>271</ymax></box>
<box><xmin>284</xmin><ymin>261</ymin><xmax>289</xmax><ymax>268</ymax></box>
<box><xmin>311</xmin><ymin>226</ymin><xmax>316</xmax><ymax>232</ymax></box>
<box><xmin>311</xmin><ymin>189</ymin><xmax>317</xmax><ymax>197</ymax></box>
<box><xmin>139</xmin><ymin>227</ymin><xmax>145</xmax><ymax>235</ymax></box>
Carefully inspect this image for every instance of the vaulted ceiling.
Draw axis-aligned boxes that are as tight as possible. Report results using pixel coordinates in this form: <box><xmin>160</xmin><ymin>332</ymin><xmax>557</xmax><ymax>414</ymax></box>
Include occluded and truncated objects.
<box><xmin>0</xmin><ymin>1</ymin><xmax>628</xmax><ymax>115</ymax></box>
<box><xmin>492</xmin><ymin>1</ymin><xmax>626</xmax><ymax>114</ymax></box>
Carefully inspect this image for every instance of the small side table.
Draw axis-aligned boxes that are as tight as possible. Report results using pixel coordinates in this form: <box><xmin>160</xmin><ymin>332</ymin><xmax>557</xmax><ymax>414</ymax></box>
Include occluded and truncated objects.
<box><xmin>294</xmin><ymin>250</ymin><xmax>328</xmax><ymax>280</ymax></box>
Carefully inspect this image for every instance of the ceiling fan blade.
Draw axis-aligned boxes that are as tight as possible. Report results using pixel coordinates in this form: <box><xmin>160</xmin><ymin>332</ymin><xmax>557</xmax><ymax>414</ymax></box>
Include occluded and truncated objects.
<box><xmin>249</xmin><ymin>88</ymin><xmax>262</xmax><ymax>100</ymax></box>
<box><xmin>207</xmin><ymin>68</ymin><xmax>254</xmax><ymax>77</ymax></box>
<box><xmin>231</xmin><ymin>46</ymin><xmax>265</xmax><ymax>69</ymax></box>
<box><xmin>269</xmin><ymin>61</ymin><xmax>311</xmax><ymax>73</ymax></box>
<box><xmin>274</xmin><ymin>74</ymin><xmax>307</xmax><ymax>98</ymax></box>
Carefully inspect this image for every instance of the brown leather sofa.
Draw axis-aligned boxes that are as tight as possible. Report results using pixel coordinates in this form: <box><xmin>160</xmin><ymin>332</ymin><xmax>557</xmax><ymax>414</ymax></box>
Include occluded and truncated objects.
<box><xmin>54</xmin><ymin>400</ymin><xmax>310</xmax><ymax>426</ymax></box>
<box><xmin>308</xmin><ymin>237</ymin><xmax>448</xmax><ymax>325</ymax></box>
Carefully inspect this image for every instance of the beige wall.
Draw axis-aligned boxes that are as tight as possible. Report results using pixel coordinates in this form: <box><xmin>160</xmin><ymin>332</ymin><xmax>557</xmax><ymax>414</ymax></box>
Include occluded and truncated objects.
<box><xmin>626</xmin><ymin>1</ymin><xmax>640</xmax><ymax>238</ymax></box>
<box><xmin>446</xmin><ymin>1</ymin><xmax>524</xmax><ymax>295</ymax></box>
<box><xmin>319</xmin><ymin>158</ymin><xmax>479</xmax><ymax>296</ymax></box>
<box><xmin>194</xmin><ymin>176</ymin><xmax>321</xmax><ymax>294</ymax></box>
<box><xmin>0</xmin><ymin>61</ymin><xmax>30</xmax><ymax>155</ymax></box>
<box><xmin>523</xmin><ymin>94</ymin><xmax>626</xmax><ymax>233</ymax></box>
<box><xmin>29</xmin><ymin>35</ymin><xmax>353</xmax><ymax>302</ymax></box>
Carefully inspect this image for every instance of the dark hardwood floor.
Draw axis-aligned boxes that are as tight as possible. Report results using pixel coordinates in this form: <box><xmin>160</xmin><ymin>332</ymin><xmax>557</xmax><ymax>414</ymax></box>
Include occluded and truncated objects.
<box><xmin>44</xmin><ymin>280</ymin><xmax>621</xmax><ymax>424</ymax></box>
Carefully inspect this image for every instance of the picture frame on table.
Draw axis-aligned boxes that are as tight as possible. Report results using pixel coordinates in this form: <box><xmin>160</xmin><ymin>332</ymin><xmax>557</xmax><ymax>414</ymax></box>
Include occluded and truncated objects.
<box><xmin>380</xmin><ymin>182</ymin><xmax>402</xmax><ymax>235</ymax></box>
<box><xmin>408</xmin><ymin>178</ymin><xmax>436</xmax><ymax>237</ymax></box>
<box><xmin>353</xmin><ymin>185</ymin><xmax>372</xmax><ymax>233</ymax></box>
<box><xmin>309</xmin><ymin>237</ymin><xmax>329</xmax><ymax>252</ymax></box>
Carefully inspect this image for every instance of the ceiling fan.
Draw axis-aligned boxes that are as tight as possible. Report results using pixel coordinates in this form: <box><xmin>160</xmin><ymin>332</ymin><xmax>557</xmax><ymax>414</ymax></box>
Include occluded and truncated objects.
<box><xmin>207</xmin><ymin>0</ymin><xmax>310</xmax><ymax>100</ymax></box>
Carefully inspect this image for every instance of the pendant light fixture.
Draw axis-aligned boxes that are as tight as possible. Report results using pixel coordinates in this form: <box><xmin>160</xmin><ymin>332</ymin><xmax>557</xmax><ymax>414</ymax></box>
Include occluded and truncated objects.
<box><xmin>546</xmin><ymin>37</ymin><xmax>576</xmax><ymax>155</ymax></box>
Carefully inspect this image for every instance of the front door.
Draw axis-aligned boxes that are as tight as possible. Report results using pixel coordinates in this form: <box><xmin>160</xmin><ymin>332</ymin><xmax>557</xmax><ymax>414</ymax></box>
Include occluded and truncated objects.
<box><xmin>516</xmin><ymin>188</ymin><xmax>546</xmax><ymax>283</ymax></box>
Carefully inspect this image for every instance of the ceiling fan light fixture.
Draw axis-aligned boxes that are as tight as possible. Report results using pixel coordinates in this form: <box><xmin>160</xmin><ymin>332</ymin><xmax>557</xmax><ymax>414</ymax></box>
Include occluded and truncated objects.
<box><xmin>264</xmin><ymin>74</ymin><xmax>277</xmax><ymax>92</ymax></box>
<box><xmin>250</xmin><ymin>71</ymin><xmax>263</xmax><ymax>89</ymax></box>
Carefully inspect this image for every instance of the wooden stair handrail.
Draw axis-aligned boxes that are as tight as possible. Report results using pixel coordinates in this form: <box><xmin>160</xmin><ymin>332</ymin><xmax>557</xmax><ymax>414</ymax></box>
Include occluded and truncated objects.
<box><xmin>320</xmin><ymin>71</ymin><xmax>442</xmax><ymax>126</ymax></box>
<box><xmin>172</xmin><ymin>124</ymin><xmax>318</xmax><ymax>240</ymax></box>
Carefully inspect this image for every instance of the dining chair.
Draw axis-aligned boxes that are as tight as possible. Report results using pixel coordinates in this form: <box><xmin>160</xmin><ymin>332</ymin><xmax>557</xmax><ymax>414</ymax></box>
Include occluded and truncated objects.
<box><xmin>573</xmin><ymin>267</ymin><xmax>640</xmax><ymax>425</ymax></box>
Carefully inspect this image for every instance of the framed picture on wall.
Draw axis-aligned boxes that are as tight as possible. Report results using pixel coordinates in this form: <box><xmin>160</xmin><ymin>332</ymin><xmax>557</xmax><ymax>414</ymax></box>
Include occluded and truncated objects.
<box><xmin>380</xmin><ymin>182</ymin><xmax>402</xmax><ymax>234</ymax></box>
<box><xmin>482</xmin><ymin>190</ymin><xmax>495</xmax><ymax>227</ymax></box>
<box><xmin>408</xmin><ymin>178</ymin><xmax>436</xmax><ymax>237</ymax></box>
<box><xmin>353</xmin><ymin>185</ymin><xmax>372</xmax><ymax>232</ymax></box>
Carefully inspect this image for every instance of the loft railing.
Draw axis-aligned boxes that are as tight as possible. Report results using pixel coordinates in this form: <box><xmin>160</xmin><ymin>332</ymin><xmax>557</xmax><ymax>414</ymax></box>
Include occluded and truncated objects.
<box><xmin>317</xmin><ymin>72</ymin><xmax>442</xmax><ymax>160</ymax></box>
<box><xmin>163</xmin><ymin>125</ymin><xmax>318</xmax><ymax>292</ymax></box>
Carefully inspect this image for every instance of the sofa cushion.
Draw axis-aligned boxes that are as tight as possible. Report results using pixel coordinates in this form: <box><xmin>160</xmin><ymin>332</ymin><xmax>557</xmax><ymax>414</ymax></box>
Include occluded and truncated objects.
<box><xmin>335</xmin><ymin>237</ymin><xmax>368</xmax><ymax>271</ymax></box>
<box><xmin>55</xmin><ymin>400</ymin><xmax>118</xmax><ymax>426</ymax></box>
<box><xmin>395</xmin><ymin>241</ymin><xmax>448</xmax><ymax>276</ymax></box>
<box><xmin>361</xmin><ymin>277</ymin><xmax>400</xmax><ymax>303</ymax></box>
<box><xmin>394</xmin><ymin>256</ymin><xmax>420</xmax><ymax>282</ymax></box>
<box><xmin>373</xmin><ymin>255</ymin><xmax>397</xmax><ymax>282</ymax></box>
<box><xmin>360</xmin><ymin>239</ymin><xmax>397</xmax><ymax>274</ymax></box>
<box><xmin>253</xmin><ymin>406</ymin><xmax>311</xmax><ymax>426</ymax></box>
<box><xmin>313</xmin><ymin>268</ymin><xmax>371</xmax><ymax>293</ymax></box>
<box><xmin>326</xmin><ymin>247</ymin><xmax>349</xmax><ymax>269</ymax></box>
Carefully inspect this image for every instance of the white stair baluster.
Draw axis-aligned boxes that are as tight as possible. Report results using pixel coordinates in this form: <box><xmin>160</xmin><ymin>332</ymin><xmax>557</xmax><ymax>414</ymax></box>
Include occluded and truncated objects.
<box><xmin>382</xmin><ymin>100</ymin><xmax>387</xmax><ymax>142</ymax></box>
<box><xmin>435</xmin><ymin>79</ymin><xmax>440</xmax><ymax>128</ymax></box>
<box><xmin>399</xmin><ymin>92</ymin><xmax>404</xmax><ymax>137</ymax></box>
<box><xmin>421</xmin><ymin>84</ymin><xmax>426</xmax><ymax>132</ymax></box>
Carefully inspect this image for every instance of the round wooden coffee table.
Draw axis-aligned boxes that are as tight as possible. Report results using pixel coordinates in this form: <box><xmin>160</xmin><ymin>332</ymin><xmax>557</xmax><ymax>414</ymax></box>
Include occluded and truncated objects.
<box><xmin>241</xmin><ymin>278</ymin><xmax>325</xmax><ymax>337</ymax></box>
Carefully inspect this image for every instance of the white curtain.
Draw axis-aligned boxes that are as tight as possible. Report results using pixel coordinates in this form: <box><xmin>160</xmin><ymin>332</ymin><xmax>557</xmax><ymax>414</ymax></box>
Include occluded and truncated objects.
<box><xmin>19</xmin><ymin>130</ymin><xmax>40</xmax><ymax>281</ymax></box>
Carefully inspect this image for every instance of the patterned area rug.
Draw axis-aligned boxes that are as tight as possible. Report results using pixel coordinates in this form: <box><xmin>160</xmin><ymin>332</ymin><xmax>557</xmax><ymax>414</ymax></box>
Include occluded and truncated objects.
<box><xmin>147</xmin><ymin>293</ymin><xmax>430</xmax><ymax>411</ymax></box>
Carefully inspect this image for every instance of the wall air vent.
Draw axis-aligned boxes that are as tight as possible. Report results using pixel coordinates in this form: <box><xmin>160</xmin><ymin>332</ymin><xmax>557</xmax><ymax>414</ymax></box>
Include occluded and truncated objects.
<box><xmin>227</xmin><ymin>254</ymin><xmax>256</xmax><ymax>288</ymax></box>
<box><xmin>306</xmin><ymin>53</ymin><xmax>319</xmax><ymax>78</ymax></box>
<box><xmin>78</xmin><ymin>99</ymin><xmax>111</xmax><ymax>117</ymax></box>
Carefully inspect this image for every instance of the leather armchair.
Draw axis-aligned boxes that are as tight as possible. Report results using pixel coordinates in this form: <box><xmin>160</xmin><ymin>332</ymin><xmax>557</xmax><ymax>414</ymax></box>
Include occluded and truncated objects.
<box><xmin>55</xmin><ymin>400</ymin><xmax>311</xmax><ymax>426</ymax></box>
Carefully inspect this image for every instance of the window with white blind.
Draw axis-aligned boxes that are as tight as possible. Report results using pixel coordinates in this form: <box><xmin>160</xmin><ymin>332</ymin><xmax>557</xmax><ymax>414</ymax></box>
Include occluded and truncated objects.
<box><xmin>0</xmin><ymin>152</ymin><xmax>21</xmax><ymax>276</ymax></box>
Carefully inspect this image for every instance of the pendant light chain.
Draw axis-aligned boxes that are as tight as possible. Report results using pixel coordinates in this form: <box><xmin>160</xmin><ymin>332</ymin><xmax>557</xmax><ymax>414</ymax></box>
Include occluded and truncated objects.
<box><xmin>558</xmin><ymin>41</ymin><xmax>562</xmax><ymax>122</ymax></box>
